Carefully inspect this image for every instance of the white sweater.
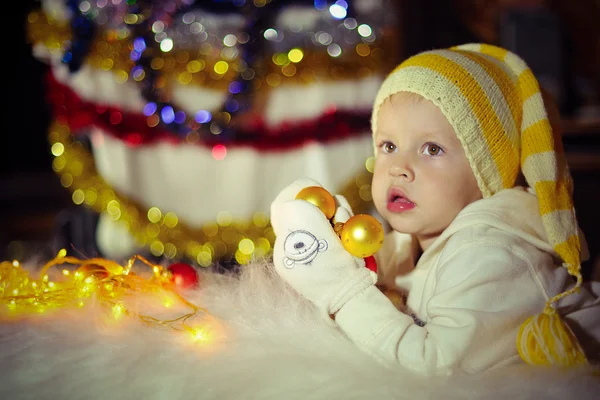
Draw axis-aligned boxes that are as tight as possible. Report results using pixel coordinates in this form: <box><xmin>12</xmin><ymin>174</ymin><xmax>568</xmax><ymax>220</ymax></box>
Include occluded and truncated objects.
<box><xmin>335</xmin><ymin>187</ymin><xmax>600</xmax><ymax>375</ymax></box>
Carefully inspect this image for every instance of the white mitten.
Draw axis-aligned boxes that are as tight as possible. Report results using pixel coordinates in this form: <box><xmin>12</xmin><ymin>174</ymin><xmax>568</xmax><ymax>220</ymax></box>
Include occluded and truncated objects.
<box><xmin>271</xmin><ymin>179</ymin><xmax>377</xmax><ymax>319</ymax></box>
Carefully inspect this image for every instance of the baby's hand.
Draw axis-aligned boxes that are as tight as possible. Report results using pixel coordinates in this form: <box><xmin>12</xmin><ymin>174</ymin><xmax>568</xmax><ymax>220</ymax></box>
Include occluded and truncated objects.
<box><xmin>270</xmin><ymin>179</ymin><xmax>377</xmax><ymax>319</ymax></box>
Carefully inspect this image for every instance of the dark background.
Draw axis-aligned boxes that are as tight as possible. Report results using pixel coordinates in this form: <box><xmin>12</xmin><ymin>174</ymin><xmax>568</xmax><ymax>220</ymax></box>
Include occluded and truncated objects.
<box><xmin>2</xmin><ymin>0</ymin><xmax>600</xmax><ymax>278</ymax></box>
<box><xmin>1</xmin><ymin>0</ymin><xmax>71</xmax><ymax>260</ymax></box>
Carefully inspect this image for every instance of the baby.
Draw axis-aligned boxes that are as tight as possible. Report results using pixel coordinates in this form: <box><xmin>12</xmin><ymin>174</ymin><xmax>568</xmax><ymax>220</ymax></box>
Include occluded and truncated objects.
<box><xmin>270</xmin><ymin>43</ymin><xmax>600</xmax><ymax>375</ymax></box>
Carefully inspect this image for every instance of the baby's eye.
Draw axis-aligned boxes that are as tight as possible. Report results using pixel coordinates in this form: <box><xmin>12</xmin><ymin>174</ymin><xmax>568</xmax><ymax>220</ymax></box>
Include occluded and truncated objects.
<box><xmin>382</xmin><ymin>142</ymin><xmax>397</xmax><ymax>153</ymax></box>
<box><xmin>422</xmin><ymin>143</ymin><xmax>444</xmax><ymax>156</ymax></box>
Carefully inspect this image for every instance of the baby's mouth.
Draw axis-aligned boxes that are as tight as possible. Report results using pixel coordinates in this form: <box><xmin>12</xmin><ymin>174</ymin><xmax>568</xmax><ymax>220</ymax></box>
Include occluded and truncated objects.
<box><xmin>388</xmin><ymin>190</ymin><xmax>415</xmax><ymax>205</ymax></box>
<box><xmin>387</xmin><ymin>189</ymin><xmax>416</xmax><ymax>212</ymax></box>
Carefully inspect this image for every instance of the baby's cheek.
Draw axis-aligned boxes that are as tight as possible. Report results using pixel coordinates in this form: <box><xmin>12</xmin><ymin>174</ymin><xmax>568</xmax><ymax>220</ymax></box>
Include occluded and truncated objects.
<box><xmin>370</xmin><ymin>183</ymin><xmax>387</xmax><ymax>212</ymax></box>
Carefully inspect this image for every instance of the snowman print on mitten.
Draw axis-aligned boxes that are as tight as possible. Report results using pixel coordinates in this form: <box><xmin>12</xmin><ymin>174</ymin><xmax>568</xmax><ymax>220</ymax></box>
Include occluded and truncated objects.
<box><xmin>282</xmin><ymin>230</ymin><xmax>328</xmax><ymax>268</ymax></box>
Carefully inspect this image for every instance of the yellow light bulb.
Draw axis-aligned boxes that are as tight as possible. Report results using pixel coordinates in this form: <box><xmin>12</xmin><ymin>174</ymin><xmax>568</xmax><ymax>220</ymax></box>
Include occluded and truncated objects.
<box><xmin>112</xmin><ymin>304</ymin><xmax>125</xmax><ymax>320</ymax></box>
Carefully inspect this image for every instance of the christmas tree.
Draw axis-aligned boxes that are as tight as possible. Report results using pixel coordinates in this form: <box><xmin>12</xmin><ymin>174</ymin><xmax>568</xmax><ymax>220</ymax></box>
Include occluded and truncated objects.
<box><xmin>27</xmin><ymin>0</ymin><xmax>400</xmax><ymax>267</ymax></box>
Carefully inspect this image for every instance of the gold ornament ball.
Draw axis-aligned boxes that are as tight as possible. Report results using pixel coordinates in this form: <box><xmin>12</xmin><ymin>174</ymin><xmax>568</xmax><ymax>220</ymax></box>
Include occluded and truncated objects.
<box><xmin>340</xmin><ymin>214</ymin><xmax>384</xmax><ymax>258</ymax></box>
<box><xmin>296</xmin><ymin>186</ymin><xmax>336</xmax><ymax>220</ymax></box>
<box><xmin>77</xmin><ymin>264</ymin><xmax>110</xmax><ymax>283</ymax></box>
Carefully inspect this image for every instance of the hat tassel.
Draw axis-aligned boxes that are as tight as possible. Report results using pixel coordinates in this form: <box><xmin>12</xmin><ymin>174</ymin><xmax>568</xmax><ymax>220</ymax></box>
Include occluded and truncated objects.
<box><xmin>517</xmin><ymin>268</ymin><xmax>588</xmax><ymax>367</ymax></box>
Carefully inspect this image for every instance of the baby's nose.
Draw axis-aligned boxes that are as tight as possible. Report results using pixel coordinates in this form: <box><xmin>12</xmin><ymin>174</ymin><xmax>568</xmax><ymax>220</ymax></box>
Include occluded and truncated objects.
<box><xmin>389</xmin><ymin>162</ymin><xmax>414</xmax><ymax>181</ymax></box>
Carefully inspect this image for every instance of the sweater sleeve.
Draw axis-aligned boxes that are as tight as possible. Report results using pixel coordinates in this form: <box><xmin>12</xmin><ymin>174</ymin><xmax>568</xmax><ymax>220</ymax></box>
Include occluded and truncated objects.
<box><xmin>334</xmin><ymin>238</ymin><xmax>545</xmax><ymax>374</ymax></box>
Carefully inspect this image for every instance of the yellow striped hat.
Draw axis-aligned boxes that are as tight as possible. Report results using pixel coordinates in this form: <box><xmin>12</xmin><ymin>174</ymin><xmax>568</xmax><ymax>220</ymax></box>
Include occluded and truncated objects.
<box><xmin>372</xmin><ymin>43</ymin><xmax>587</xmax><ymax>367</ymax></box>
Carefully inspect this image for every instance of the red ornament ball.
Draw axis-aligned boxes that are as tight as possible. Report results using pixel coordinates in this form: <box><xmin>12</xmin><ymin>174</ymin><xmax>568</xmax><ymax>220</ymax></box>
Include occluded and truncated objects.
<box><xmin>364</xmin><ymin>255</ymin><xmax>378</xmax><ymax>273</ymax></box>
<box><xmin>167</xmin><ymin>262</ymin><xmax>199</xmax><ymax>289</ymax></box>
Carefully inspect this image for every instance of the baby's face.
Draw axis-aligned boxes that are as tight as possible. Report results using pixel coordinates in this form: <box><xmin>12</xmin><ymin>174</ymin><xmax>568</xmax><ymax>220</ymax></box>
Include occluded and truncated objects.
<box><xmin>372</xmin><ymin>93</ymin><xmax>482</xmax><ymax>250</ymax></box>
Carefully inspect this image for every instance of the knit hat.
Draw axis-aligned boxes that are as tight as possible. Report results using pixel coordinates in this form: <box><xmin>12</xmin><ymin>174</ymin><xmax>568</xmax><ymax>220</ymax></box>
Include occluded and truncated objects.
<box><xmin>371</xmin><ymin>43</ymin><xmax>587</xmax><ymax>367</ymax></box>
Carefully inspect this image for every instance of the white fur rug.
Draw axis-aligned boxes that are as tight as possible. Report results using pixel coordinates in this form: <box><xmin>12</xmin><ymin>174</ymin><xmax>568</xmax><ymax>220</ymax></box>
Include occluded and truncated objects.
<box><xmin>0</xmin><ymin>259</ymin><xmax>599</xmax><ymax>400</ymax></box>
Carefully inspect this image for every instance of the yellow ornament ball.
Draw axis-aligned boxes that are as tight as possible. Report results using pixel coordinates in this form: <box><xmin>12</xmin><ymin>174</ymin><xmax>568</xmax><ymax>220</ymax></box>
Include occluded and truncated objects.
<box><xmin>77</xmin><ymin>264</ymin><xmax>110</xmax><ymax>283</ymax></box>
<box><xmin>340</xmin><ymin>214</ymin><xmax>384</xmax><ymax>258</ymax></box>
<box><xmin>296</xmin><ymin>186</ymin><xmax>336</xmax><ymax>220</ymax></box>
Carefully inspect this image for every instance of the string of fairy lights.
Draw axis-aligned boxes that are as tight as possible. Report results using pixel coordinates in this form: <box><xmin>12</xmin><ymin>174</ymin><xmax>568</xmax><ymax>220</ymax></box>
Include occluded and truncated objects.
<box><xmin>0</xmin><ymin>250</ymin><xmax>218</xmax><ymax>343</ymax></box>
